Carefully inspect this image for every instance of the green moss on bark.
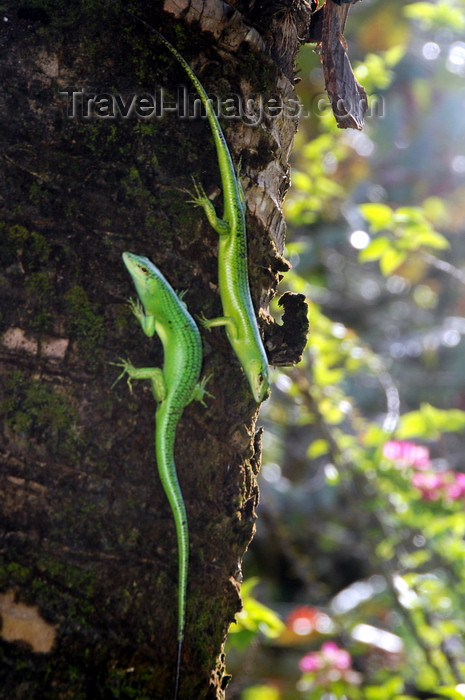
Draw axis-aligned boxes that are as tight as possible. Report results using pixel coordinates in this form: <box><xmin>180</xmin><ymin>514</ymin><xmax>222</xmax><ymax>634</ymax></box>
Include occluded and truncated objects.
<box><xmin>0</xmin><ymin>369</ymin><xmax>83</xmax><ymax>461</ymax></box>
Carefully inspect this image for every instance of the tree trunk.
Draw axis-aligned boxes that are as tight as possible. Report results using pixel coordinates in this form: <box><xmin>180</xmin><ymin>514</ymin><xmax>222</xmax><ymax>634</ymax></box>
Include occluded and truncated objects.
<box><xmin>0</xmin><ymin>1</ymin><xmax>308</xmax><ymax>697</ymax></box>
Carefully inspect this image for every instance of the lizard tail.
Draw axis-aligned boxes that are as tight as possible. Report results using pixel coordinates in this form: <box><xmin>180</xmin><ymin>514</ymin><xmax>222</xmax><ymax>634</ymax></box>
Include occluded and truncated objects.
<box><xmin>174</xmin><ymin>639</ymin><xmax>183</xmax><ymax>700</ymax></box>
<box><xmin>155</xmin><ymin>403</ymin><xmax>188</xmax><ymax>698</ymax></box>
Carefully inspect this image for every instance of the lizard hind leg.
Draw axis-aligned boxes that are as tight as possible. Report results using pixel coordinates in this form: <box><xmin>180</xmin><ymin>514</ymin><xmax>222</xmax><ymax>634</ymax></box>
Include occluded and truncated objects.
<box><xmin>190</xmin><ymin>373</ymin><xmax>214</xmax><ymax>406</ymax></box>
<box><xmin>111</xmin><ymin>359</ymin><xmax>167</xmax><ymax>403</ymax></box>
<box><xmin>198</xmin><ymin>312</ymin><xmax>238</xmax><ymax>339</ymax></box>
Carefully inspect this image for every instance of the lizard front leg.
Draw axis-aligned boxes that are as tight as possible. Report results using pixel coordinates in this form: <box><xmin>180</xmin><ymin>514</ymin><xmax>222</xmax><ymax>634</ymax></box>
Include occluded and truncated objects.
<box><xmin>128</xmin><ymin>297</ymin><xmax>157</xmax><ymax>338</ymax></box>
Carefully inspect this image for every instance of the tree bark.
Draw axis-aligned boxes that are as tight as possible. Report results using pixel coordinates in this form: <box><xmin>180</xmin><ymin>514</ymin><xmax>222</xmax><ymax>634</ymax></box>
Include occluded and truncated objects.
<box><xmin>0</xmin><ymin>1</ymin><xmax>308</xmax><ymax>697</ymax></box>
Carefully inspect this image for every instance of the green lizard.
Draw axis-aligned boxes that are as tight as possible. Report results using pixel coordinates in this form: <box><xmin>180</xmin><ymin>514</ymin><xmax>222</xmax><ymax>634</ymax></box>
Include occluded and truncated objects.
<box><xmin>114</xmin><ymin>252</ymin><xmax>211</xmax><ymax>699</ymax></box>
<box><xmin>128</xmin><ymin>13</ymin><xmax>270</xmax><ymax>403</ymax></box>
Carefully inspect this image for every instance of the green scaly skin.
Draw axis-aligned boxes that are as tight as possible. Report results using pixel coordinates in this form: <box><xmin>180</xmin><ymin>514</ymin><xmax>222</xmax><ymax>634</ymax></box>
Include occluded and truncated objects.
<box><xmin>129</xmin><ymin>13</ymin><xmax>270</xmax><ymax>403</ymax></box>
<box><xmin>114</xmin><ymin>252</ymin><xmax>211</xmax><ymax>700</ymax></box>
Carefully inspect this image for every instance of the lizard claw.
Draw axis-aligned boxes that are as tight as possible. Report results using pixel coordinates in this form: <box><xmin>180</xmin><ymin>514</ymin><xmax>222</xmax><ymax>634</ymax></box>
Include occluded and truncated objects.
<box><xmin>110</xmin><ymin>358</ymin><xmax>134</xmax><ymax>392</ymax></box>
<box><xmin>195</xmin><ymin>372</ymin><xmax>215</xmax><ymax>406</ymax></box>
<box><xmin>128</xmin><ymin>297</ymin><xmax>143</xmax><ymax>320</ymax></box>
<box><xmin>184</xmin><ymin>177</ymin><xmax>208</xmax><ymax>206</ymax></box>
<box><xmin>197</xmin><ymin>311</ymin><xmax>211</xmax><ymax>330</ymax></box>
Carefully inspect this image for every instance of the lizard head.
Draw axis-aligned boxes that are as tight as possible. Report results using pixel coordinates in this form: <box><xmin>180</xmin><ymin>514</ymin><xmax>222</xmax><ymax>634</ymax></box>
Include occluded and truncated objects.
<box><xmin>248</xmin><ymin>359</ymin><xmax>270</xmax><ymax>403</ymax></box>
<box><xmin>122</xmin><ymin>252</ymin><xmax>164</xmax><ymax>310</ymax></box>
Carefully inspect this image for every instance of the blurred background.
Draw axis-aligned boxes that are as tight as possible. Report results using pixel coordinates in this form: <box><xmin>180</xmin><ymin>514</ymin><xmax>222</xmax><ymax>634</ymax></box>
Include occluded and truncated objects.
<box><xmin>226</xmin><ymin>1</ymin><xmax>465</xmax><ymax>698</ymax></box>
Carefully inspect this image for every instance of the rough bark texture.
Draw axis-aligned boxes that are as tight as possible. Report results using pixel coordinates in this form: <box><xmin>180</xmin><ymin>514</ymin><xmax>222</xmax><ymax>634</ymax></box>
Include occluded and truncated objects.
<box><xmin>0</xmin><ymin>0</ymin><xmax>308</xmax><ymax>697</ymax></box>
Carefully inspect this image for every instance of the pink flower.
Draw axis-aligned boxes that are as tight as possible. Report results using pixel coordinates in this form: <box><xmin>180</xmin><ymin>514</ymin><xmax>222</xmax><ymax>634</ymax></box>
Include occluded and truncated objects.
<box><xmin>299</xmin><ymin>651</ymin><xmax>323</xmax><ymax>672</ymax></box>
<box><xmin>299</xmin><ymin>642</ymin><xmax>352</xmax><ymax>673</ymax></box>
<box><xmin>411</xmin><ymin>471</ymin><xmax>444</xmax><ymax>500</ymax></box>
<box><xmin>321</xmin><ymin>641</ymin><xmax>352</xmax><ymax>670</ymax></box>
<box><xmin>299</xmin><ymin>642</ymin><xmax>361</xmax><ymax>688</ymax></box>
<box><xmin>411</xmin><ymin>470</ymin><xmax>465</xmax><ymax>502</ymax></box>
<box><xmin>445</xmin><ymin>472</ymin><xmax>465</xmax><ymax>501</ymax></box>
<box><xmin>383</xmin><ymin>441</ymin><xmax>431</xmax><ymax>470</ymax></box>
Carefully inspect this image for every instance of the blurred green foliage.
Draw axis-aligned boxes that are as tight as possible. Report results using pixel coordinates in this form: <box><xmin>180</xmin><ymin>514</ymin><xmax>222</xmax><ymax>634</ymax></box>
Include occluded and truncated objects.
<box><xmin>359</xmin><ymin>202</ymin><xmax>449</xmax><ymax>275</ymax></box>
<box><xmin>226</xmin><ymin>1</ymin><xmax>465</xmax><ymax>698</ymax></box>
<box><xmin>228</xmin><ymin>578</ymin><xmax>285</xmax><ymax>652</ymax></box>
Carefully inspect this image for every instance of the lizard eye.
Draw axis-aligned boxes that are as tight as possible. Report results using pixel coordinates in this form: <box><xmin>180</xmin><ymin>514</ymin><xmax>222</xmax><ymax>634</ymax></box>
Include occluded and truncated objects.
<box><xmin>140</xmin><ymin>266</ymin><xmax>149</xmax><ymax>274</ymax></box>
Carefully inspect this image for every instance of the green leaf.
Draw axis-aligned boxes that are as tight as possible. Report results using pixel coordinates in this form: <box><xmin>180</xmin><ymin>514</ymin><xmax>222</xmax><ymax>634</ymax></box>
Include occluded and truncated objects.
<box><xmin>422</xmin><ymin>196</ymin><xmax>449</xmax><ymax>226</ymax></box>
<box><xmin>392</xmin><ymin>209</ymin><xmax>449</xmax><ymax>250</ymax></box>
<box><xmin>227</xmin><ymin>627</ymin><xmax>257</xmax><ymax>652</ymax></box>
<box><xmin>354</xmin><ymin>53</ymin><xmax>395</xmax><ymax>92</ymax></box>
<box><xmin>291</xmin><ymin>170</ymin><xmax>312</xmax><ymax>193</ymax></box>
<box><xmin>394</xmin><ymin>206</ymin><xmax>425</xmax><ymax>223</ymax></box>
<box><xmin>359</xmin><ymin>202</ymin><xmax>394</xmax><ymax>232</ymax></box>
<box><xmin>241</xmin><ymin>577</ymin><xmax>260</xmax><ymax>597</ymax></box>
<box><xmin>404</xmin><ymin>1</ymin><xmax>465</xmax><ymax>30</ymax></box>
<box><xmin>400</xmin><ymin>549</ymin><xmax>431</xmax><ymax>569</ymax></box>
<box><xmin>434</xmin><ymin>686</ymin><xmax>465</xmax><ymax>699</ymax></box>
<box><xmin>376</xmin><ymin>538</ymin><xmax>396</xmax><ymax>560</ymax></box>
<box><xmin>379</xmin><ymin>247</ymin><xmax>407</xmax><ymax>275</ymax></box>
<box><xmin>397</xmin><ymin>404</ymin><xmax>465</xmax><ymax>439</ymax></box>
<box><xmin>362</xmin><ymin>424</ymin><xmax>389</xmax><ymax>447</ymax></box>
<box><xmin>307</xmin><ymin>439</ymin><xmax>330</xmax><ymax>459</ymax></box>
<box><xmin>384</xmin><ymin>44</ymin><xmax>406</xmax><ymax>67</ymax></box>
<box><xmin>358</xmin><ymin>235</ymin><xmax>391</xmax><ymax>262</ymax></box>
<box><xmin>424</xmin><ymin>512</ymin><xmax>465</xmax><ymax>539</ymax></box>
<box><xmin>231</xmin><ymin>578</ymin><xmax>284</xmax><ymax>642</ymax></box>
<box><xmin>364</xmin><ymin>676</ymin><xmax>405</xmax><ymax>699</ymax></box>
<box><xmin>242</xmin><ymin>686</ymin><xmax>281</xmax><ymax>700</ymax></box>
<box><xmin>413</xmin><ymin>230</ymin><xmax>449</xmax><ymax>250</ymax></box>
